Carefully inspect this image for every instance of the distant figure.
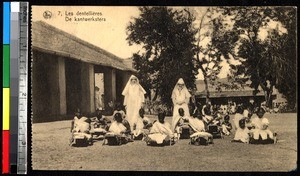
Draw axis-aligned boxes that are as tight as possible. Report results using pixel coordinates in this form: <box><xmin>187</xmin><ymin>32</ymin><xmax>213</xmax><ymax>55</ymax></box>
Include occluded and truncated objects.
<box><xmin>233</xmin><ymin>105</ymin><xmax>244</xmax><ymax>130</ymax></box>
<box><xmin>95</xmin><ymin>86</ymin><xmax>103</xmax><ymax>110</ymax></box>
<box><xmin>122</xmin><ymin>75</ymin><xmax>146</xmax><ymax>131</ymax></box>
<box><xmin>221</xmin><ymin>115</ymin><xmax>232</xmax><ymax>135</ymax></box>
<box><xmin>172</xmin><ymin>78</ymin><xmax>191</xmax><ymax>119</ymax></box>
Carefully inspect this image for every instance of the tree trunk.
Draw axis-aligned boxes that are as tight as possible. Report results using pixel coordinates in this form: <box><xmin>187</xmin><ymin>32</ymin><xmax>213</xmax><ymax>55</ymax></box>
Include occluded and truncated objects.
<box><xmin>204</xmin><ymin>77</ymin><xmax>210</xmax><ymax>103</ymax></box>
<box><xmin>262</xmin><ymin>85</ymin><xmax>273</xmax><ymax>109</ymax></box>
<box><xmin>199</xmin><ymin>65</ymin><xmax>210</xmax><ymax>103</ymax></box>
<box><xmin>152</xmin><ymin>89</ymin><xmax>159</xmax><ymax>101</ymax></box>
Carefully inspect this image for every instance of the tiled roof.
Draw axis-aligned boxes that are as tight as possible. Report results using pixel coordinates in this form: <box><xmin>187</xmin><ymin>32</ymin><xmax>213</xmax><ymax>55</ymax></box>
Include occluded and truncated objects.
<box><xmin>32</xmin><ymin>21</ymin><xmax>135</xmax><ymax>72</ymax></box>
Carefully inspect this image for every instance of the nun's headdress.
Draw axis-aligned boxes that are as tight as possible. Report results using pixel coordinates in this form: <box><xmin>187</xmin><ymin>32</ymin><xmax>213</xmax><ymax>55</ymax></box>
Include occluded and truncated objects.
<box><xmin>171</xmin><ymin>78</ymin><xmax>191</xmax><ymax>99</ymax></box>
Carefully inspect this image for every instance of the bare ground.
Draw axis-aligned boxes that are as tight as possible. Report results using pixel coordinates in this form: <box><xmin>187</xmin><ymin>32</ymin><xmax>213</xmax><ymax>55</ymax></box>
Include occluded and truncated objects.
<box><xmin>32</xmin><ymin>113</ymin><xmax>297</xmax><ymax>171</ymax></box>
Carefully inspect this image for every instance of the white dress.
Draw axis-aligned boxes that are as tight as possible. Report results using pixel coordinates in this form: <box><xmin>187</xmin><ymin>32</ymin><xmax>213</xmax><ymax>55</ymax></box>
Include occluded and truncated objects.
<box><xmin>122</xmin><ymin>75</ymin><xmax>146</xmax><ymax>131</ymax></box>
<box><xmin>171</xmin><ymin>78</ymin><xmax>191</xmax><ymax>131</ymax></box>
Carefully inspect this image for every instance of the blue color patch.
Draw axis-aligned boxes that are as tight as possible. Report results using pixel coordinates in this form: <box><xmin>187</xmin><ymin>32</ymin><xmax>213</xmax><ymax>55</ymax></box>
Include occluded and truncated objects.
<box><xmin>3</xmin><ymin>2</ymin><xmax>10</xmax><ymax>44</ymax></box>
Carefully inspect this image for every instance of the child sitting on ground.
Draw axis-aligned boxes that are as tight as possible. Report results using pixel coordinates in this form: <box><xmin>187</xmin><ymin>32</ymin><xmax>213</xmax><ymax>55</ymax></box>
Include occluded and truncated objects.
<box><xmin>92</xmin><ymin>110</ymin><xmax>111</xmax><ymax>130</ymax></box>
<box><xmin>172</xmin><ymin>108</ymin><xmax>189</xmax><ymax>139</ymax></box>
<box><xmin>250</xmin><ymin>107</ymin><xmax>276</xmax><ymax>144</ymax></box>
<box><xmin>221</xmin><ymin>115</ymin><xmax>232</xmax><ymax>135</ymax></box>
<box><xmin>132</xmin><ymin>108</ymin><xmax>152</xmax><ymax>139</ymax></box>
<box><xmin>105</xmin><ymin>112</ymin><xmax>133</xmax><ymax>144</ymax></box>
<box><xmin>145</xmin><ymin>111</ymin><xmax>174</xmax><ymax>145</ymax></box>
<box><xmin>188</xmin><ymin>111</ymin><xmax>213</xmax><ymax>144</ymax></box>
<box><xmin>233</xmin><ymin>105</ymin><xmax>245</xmax><ymax>130</ymax></box>
<box><xmin>232</xmin><ymin>118</ymin><xmax>250</xmax><ymax>143</ymax></box>
<box><xmin>90</xmin><ymin>110</ymin><xmax>110</xmax><ymax>139</ymax></box>
<box><xmin>70</xmin><ymin>109</ymin><xmax>93</xmax><ymax>146</ymax></box>
<box><xmin>112</xmin><ymin>102</ymin><xmax>126</xmax><ymax>119</ymax></box>
<box><xmin>202</xmin><ymin>106</ymin><xmax>214</xmax><ymax>126</ymax></box>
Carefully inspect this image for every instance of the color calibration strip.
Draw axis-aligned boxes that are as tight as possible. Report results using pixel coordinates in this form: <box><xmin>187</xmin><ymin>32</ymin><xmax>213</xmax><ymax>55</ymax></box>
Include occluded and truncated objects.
<box><xmin>17</xmin><ymin>2</ymin><xmax>29</xmax><ymax>174</ymax></box>
<box><xmin>10</xmin><ymin>2</ymin><xmax>21</xmax><ymax>173</ymax></box>
<box><xmin>3</xmin><ymin>2</ymin><xmax>11</xmax><ymax>174</ymax></box>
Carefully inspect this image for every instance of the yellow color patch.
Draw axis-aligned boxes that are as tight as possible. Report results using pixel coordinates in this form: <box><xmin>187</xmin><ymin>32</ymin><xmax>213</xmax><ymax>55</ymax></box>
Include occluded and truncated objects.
<box><xmin>3</xmin><ymin>88</ymin><xmax>10</xmax><ymax>130</ymax></box>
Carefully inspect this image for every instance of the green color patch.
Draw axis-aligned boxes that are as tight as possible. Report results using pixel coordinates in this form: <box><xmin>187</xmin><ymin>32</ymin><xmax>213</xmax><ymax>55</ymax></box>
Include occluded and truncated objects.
<box><xmin>3</xmin><ymin>45</ymin><xmax>10</xmax><ymax>87</ymax></box>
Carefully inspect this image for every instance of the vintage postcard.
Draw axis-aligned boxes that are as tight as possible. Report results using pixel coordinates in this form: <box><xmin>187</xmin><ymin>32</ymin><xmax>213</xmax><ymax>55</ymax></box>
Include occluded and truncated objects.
<box><xmin>31</xmin><ymin>6</ymin><xmax>297</xmax><ymax>171</ymax></box>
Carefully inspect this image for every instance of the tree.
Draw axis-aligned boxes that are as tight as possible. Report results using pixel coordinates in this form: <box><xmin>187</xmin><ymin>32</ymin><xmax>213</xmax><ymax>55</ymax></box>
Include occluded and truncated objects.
<box><xmin>127</xmin><ymin>7</ymin><xmax>198</xmax><ymax>107</ymax></box>
<box><xmin>211</xmin><ymin>7</ymin><xmax>296</xmax><ymax>108</ymax></box>
<box><xmin>193</xmin><ymin>7</ymin><xmax>223</xmax><ymax>103</ymax></box>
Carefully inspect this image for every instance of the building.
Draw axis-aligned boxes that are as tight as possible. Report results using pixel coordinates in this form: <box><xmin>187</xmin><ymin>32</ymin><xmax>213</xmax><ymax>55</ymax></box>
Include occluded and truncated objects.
<box><xmin>194</xmin><ymin>78</ymin><xmax>284</xmax><ymax>106</ymax></box>
<box><xmin>32</xmin><ymin>21</ymin><xmax>135</xmax><ymax>122</ymax></box>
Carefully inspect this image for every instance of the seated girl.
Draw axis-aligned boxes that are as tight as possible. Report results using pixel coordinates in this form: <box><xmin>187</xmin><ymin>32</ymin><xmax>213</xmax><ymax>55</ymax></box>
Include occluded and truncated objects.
<box><xmin>104</xmin><ymin>112</ymin><xmax>133</xmax><ymax>145</ymax></box>
<box><xmin>172</xmin><ymin>108</ymin><xmax>189</xmax><ymax>138</ymax></box>
<box><xmin>233</xmin><ymin>105</ymin><xmax>245</xmax><ymax>130</ymax></box>
<box><xmin>132</xmin><ymin>108</ymin><xmax>152</xmax><ymax>139</ymax></box>
<box><xmin>232</xmin><ymin>118</ymin><xmax>250</xmax><ymax>143</ymax></box>
<box><xmin>221</xmin><ymin>115</ymin><xmax>232</xmax><ymax>135</ymax></box>
<box><xmin>90</xmin><ymin>110</ymin><xmax>110</xmax><ymax>139</ymax></box>
<box><xmin>202</xmin><ymin>106</ymin><xmax>214</xmax><ymax>126</ymax></box>
<box><xmin>92</xmin><ymin>110</ymin><xmax>110</xmax><ymax>130</ymax></box>
<box><xmin>250</xmin><ymin>107</ymin><xmax>276</xmax><ymax>144</ymax></box>
<box><xmin>70</xmin><ymin>109</ymin><xmax>93</xmax><ymax>146</ymax></box>
<box><xmin>112</xmin><ymin>102</ymin><xmax>126</xmax><ymax>120</ymax></box>
<box><xmin>145</xmin><ymin>111</ymin><xmax>174</xmax><ymax>145</ymax></box>
<box><xmin>188</xmin><ymin>111</ymin><xmax>213</xmax><ymax>144</ymax></box>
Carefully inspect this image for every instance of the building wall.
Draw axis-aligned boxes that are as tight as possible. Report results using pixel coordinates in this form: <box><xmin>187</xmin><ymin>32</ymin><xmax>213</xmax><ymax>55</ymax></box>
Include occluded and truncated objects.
<box><xmin>33</xmin><ymin>50</ymin><xmax>133</xmax><ymax>122</ymax></box>
<box><xmin>32</xmin><ymin>50</ymin><xmax>67</xmax><ymax>122</ymax></box>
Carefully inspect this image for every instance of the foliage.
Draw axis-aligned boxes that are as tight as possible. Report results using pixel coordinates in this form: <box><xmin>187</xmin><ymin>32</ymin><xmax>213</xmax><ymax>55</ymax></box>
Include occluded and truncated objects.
<box><xmin>211</xmin><ymin>7</ymin><xmax>296</xmax><ymax>108</ymax></box>
<box><xmin>127</xmin><ymin>7</ymin><xmax>198</xmax><ymax>107</ymax></box>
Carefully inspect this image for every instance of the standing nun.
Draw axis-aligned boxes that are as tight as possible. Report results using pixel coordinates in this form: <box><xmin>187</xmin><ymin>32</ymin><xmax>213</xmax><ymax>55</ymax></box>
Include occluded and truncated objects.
<box><xmin>122</xmin><ymin>75</ymin><xmax>146</xmax><ymax>131</ymax></box>
<box><xmin>171</xmin><ymin>78</ymin><xmax>191</xmax><ymax>131</ymax></box>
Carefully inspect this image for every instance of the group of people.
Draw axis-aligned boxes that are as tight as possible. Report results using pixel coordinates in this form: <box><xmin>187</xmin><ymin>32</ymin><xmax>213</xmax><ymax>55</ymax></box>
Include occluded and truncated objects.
<box><xmin>70</xmin><ymin>75</ymin><xmax>277</xmax><ymax>146</ymax></box>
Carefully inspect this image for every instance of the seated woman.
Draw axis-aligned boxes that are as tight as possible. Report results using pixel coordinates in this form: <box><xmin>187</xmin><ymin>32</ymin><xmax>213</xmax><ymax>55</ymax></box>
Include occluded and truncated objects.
<box><xmin>144</xmin><ymin>111</ymin><xmax>174</xmax><ymax>145</ymax></box>
<box><xmin>188</xmin><ymin>111</ymin><xmax>213</xmax><ymax>145</ymax></box>
<box><xmin>250</xmin><ymin>107</ymin><xmax>276</xmax><ymax>144</ymax></box>
<box><xmin>221</xmin><ymin>115</ymin><xmax>232</xmax><ymax>135</ymax></box>
<box><xmin>232</xmin><ymin>118</ymin><xmax>250</xmax><ymax>143</ymax></box>
<box><xmin>132</xmin><ymin>108</ymin><xmax>152</xmax><ymax>139</ymax></box>
<box><xmin>70</xmin><ymin>109</ymin><xmax>93</xmax><ymax>146</ymax></box>
<box><xmin>104</xmin><ymin>112</ymin><xmax>133</xmax><ymax>145</ymax></box>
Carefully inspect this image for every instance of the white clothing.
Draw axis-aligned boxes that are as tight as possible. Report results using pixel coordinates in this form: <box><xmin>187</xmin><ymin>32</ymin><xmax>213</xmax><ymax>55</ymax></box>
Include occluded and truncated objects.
<box><xmin>234</xmin><ymin>128</ymin><xmax>250</xmax><ymax>143</ymax></box>
<box><xmin>122</xmin><ymin>75</ymin><xmax>146</xmax><ymax>130</ymax></box>
<box><xmin>172</xmin><ymin>78</ymin><xmax>191</xmax><ymax>119</ymax></box>
<box><xmin>108</xmin><ymin>121</ymin><xmax>127</xmax><ymax>135</ymax></box>
<box><xmin>251</xmin><ymin>116</ymin><xmax>273</xmax><ymax>140</ymax></box>
<box><xmin>188</xmin><ymin>117</ymin><xmax>206</xmax><ymax>132</ymax></box>
<box><xmin>233</xmin><ymin>113</ymin><xmax>244</xmax><ymax>130</ymax></box>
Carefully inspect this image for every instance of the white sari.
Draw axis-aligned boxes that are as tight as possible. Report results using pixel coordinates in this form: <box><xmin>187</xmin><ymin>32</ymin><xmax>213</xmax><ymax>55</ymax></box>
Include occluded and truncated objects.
<box><xmin>122</xmin><ymin>75</ymin><xmax>146</xmax><ymax>131</ymax></box>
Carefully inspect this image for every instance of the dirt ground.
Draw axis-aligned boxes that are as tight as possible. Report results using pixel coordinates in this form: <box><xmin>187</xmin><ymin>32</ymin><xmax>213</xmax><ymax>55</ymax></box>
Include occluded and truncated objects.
<box><xmin>32</xmin><ymin>113</ymin><xmax>297</xmax><ymax>171</ymax></box>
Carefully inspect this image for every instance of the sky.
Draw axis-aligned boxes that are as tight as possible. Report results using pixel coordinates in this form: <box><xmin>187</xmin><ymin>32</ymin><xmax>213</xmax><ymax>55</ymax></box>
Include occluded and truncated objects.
<box><xmin>32</xmin><ymin>6</ymin><xmax>285</xmax><ymax>80</ymax></box>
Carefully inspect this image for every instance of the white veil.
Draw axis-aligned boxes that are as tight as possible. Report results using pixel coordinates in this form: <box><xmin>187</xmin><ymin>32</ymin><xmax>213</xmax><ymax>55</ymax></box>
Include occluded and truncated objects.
<box><xmin>171</xmin><ymin>78</ymin><xmax>191</xmax><ymax>102</ymax></box>
<box><xmin>122</xmin><ymin>75</ymin><xmax>146</xmax><ymax>106</ymax></box>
